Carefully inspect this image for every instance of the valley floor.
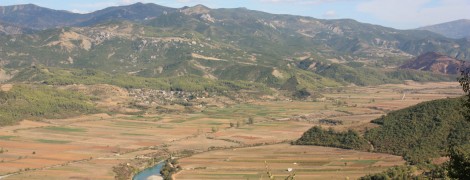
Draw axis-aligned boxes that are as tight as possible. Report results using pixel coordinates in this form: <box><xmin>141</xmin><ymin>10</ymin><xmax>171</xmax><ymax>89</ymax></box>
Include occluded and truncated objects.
<box><xmin>0</xmin><ymin>82</ymin><xmax>463</xmax><ymax>179</ymax></box>
<box><xmin>175</xmin><ymin>144</ymin><xmax>404</xmax><ymax>180</ymax></box>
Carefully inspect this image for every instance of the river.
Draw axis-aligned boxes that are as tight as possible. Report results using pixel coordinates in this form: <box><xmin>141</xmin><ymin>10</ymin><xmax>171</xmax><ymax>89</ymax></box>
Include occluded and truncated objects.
<box><xmin>133</xmin><ymin>161</ymin><xmax>165</xmax><ymax>180</ymax></box>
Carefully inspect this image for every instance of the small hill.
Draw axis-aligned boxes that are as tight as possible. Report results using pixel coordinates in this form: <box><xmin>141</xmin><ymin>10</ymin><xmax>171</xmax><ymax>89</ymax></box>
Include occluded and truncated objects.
<box><xmin>365</xmin><ymin>97</ymin><xmax>470</xmax><ymax>164</ymax></box>
<box><xmin>418</xmin><ymin>19</ymin><xmax>470</xmax><ymax>39</ymax></box>
<box><xmin>400</xmin><ymin>52</ymin><xmax>466</xmax><ymax>74</ymax></box>
<box><xmin>293</xmin><ymin>126</ymin><xmax>370</xmax><ymax>151</ymax></box>
<box><xmin>294</xmin><ymin>97</ymin><xmax>470</xmax><ymax>165</ymax></box>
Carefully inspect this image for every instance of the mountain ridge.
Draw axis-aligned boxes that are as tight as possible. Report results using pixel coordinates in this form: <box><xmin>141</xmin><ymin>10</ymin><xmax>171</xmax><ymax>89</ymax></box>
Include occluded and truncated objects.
<box><xmin>0</xmin><ymin>3</ymin><xmax>468</xmax><ymax>91</ymax></box>
<box><xmin>0</xmin><ymin>3</ymin><xmax>176</xmax><ymax>30</ymax></box>
<box><xmin>0</xmin><ymin>3</ymin><xmax>84</xmax><ymax>29</ymax></box>
<box><xmin>418</xmin><ymin>19</ymin><xmax>470</xmax><ymax>39</ymax></box>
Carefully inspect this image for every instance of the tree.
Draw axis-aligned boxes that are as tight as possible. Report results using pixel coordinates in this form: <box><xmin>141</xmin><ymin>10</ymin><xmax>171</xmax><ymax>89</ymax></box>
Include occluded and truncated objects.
<box><xmin>293</xmin><ymin>88</ymin><xmax>311</xmax><ymax>99</ymax></box>
<box><xmin>458</xmin><ymin>65</ymin><xmax>470</xmax><ymax>118</ymax></box>
<box><xmin>447</xmin><ymin>144</ymin><xmax>470</xmax><ymax>179</ymax></box>
<box><xmin>447</xmin><ymin>65</ymin><xmax>470</xmax><ymax>179</ymax></box>
<box><xmin>247</xmin><ymin>117</ymin><xmax>254</xmax><ymax>124</ymax></box>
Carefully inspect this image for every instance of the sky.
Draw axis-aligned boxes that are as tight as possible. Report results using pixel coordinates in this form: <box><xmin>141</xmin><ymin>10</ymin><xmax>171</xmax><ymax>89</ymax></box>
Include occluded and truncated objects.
<box><xmin>1</xmin><ymin>0</ymin><xmax>469</xmax><ymax>29</ymax></box>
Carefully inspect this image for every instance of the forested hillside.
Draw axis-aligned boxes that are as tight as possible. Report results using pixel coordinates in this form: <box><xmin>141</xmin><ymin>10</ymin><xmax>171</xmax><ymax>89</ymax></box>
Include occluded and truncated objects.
<box><xmin>295</xmin><ymin>97</ymin><xmax>470</xmax><ymax>165</ymax></box>
<box><xmin>365</xmin><ymin>97</ymin><xmax>469</xmax><ymax>164</ymax></box>
<box><xmin>0</xmin><ymin>84</ymin><xmax>97</xmax><ymax>126</ymax></box>
<box><xmin>293</xmin><ymin>126</ymin><xmax>370</xmax><ymax>151</ymax></box>
<box><xmin>10</xmin><ymin>66</ymin><xmax>272</xmax><ymax>94</ymax></box>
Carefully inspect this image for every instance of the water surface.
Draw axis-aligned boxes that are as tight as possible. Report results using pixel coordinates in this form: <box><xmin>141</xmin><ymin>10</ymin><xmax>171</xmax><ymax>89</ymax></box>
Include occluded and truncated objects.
<box><xmin>133</xmin><ymin>162</ymin><xmax>164</xmax><ymax>180</ymax></box>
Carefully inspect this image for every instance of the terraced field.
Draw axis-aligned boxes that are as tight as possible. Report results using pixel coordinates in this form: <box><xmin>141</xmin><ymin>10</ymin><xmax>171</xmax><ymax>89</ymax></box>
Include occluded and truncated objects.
<box><xmin>0</xmin><ymin>82</ymin><xmax>463</xmax><ymax>179</ymax></box>
<box><xmin>176</xmin><ymin>144</ymin><xmax>404</xmax><ymax>180</ymax></box>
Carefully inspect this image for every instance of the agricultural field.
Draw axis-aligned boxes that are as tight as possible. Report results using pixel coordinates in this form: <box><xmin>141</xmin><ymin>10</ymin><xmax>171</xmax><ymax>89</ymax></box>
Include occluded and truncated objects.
<box><xmin>0</xmin><ymin>81</ymin><xmax>463</xmax><ymax>179</ymax></box>
<box><xmin>175</xmin><ymin>144</ymin><xmax>405</xmax><ymax>180</ymax></box>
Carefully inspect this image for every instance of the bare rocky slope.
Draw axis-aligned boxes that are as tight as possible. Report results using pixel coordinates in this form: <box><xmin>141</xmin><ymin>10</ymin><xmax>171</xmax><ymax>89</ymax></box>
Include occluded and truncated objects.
<box><xmin>400</xmin><ymin>52</ymin><xmax>467</xmax><ymax>74</ymax></box>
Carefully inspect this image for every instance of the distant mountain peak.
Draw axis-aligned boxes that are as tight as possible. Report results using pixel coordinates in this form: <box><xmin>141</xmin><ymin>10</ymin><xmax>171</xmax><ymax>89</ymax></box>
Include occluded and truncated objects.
<box><xmin>0</xmin><ymin>3</ymin><xmax>54</xmax><ymax>11</ymax></box>
<box><xmin>126</xmin><ymin>2</ymin><xmax>157</xmax><ymax>7</ymax></box>
<box><xmin>0</xmin><ymin>3</ymin><xmax>178</xmax><ymax>29</ymax></box>
<box><xmin>448</xmin><ymin>19</ymin><xmax>470</xmax><ymax>23</ymax></box>
<box><xmin>0</xmin><ymin>3</ymin><xmax>37</xmax><ymax>12</ymax></box>
<box><xmin>419</xmin><ymin>19</ymin><xmax>470</xmax><ymax>28</ymax></box>
<box><xmin>418</xmin><ymin>19</ymin><xmax>470</xmax><ymax>39</ymax></box>
<box><xmin>4</xmin><ymin>3</ymin><xmax>37</xmax><ymax>7</ymax></box>
<box><xmin>182</xmin><ymin>4</ymin><xmax>211</xmax><ymax>15</ymax></box>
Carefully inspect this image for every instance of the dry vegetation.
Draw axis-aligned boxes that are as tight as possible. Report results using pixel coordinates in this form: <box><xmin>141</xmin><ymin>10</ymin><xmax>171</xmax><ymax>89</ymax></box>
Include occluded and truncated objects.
<box><xmin>0</xmin><ymin>81</ymin><xmax>463</xmax><ymax>179</ymax></box>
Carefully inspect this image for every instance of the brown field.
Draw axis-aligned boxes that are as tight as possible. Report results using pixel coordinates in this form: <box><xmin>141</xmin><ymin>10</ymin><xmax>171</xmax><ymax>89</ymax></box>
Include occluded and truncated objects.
<box><xmin>0</xmin><ymin>81</ymin><xmax>463</xmax><ymax>179</ymax></box>
<box><xmin>175</xmin><ymin>144</ymin><xmax>405</xmax><ymax>180</ymax></box>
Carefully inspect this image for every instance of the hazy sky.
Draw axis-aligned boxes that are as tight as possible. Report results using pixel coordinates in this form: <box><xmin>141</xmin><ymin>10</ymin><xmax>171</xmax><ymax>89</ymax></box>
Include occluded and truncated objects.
<box><xmin>1</xmin><ymin>0</ymin><xmax>469</xmax><ymax>29</ymax></box>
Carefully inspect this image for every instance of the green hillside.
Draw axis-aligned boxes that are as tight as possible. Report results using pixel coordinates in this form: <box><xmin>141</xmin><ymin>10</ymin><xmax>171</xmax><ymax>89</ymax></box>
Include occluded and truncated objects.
<box><xmin>365</xmin><ymin>97</ymin><xmax>469</xmax><ymax>164</ymax></box>
<box><xmin>0</xmin><ymin>3</ymin><xmax>468</xmax><ymax>93</ymax></box>
<box><xmin>293</xmin><ymin>126</ymin><xmax>370</xmax><ymax>151</ymax></box>
<box><xmin>9</xmin><ymin>66</ymin><xmax>272</xmax><ymax>94</ymax></box>
<box><xmin>299</xmin><ymin>59</ymin><xmax>455</xmax><ymax>86</ymax></box>
<box><xmin>0</xmin><ymin>84</ymin><xmax>97</xmax><ymax>126</ymax></box>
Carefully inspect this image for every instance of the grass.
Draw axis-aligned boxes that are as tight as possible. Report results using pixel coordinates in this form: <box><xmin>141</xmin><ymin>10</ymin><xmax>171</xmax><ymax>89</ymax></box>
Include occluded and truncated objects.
<box><xmin>203</xmin><ymin>173</ymin><xmax>262</xmax><ymax>178</ymax></box>
<box><xmin>36</xmin><ymin>139</ymin><xmax>71</xmax><ymax>144</ymax></box>
<box><xmin>123</xmin><ymin>115</ymin><xmax>145</xmax><ymax>120</ymax></box>
<box><xmin>113</xmin><ymin>121</ymin><xmax>154</xmax><ymax>127</ymax></box>
<box><xmin>294</xmin><ymin>169</ymin><xmax>344</xmax><ymax>172</ymax></box>
<box><xmin>236</xmin><ymin>127</ymin><xmax>255</xmax><ymax>130</ymax></box>
<box><xmin>170</xmin><ymin>119</ymin><xmax>187</xmax><ymax>123</ymax></box>
<box><xmin>43</xmin><ymin>126</ymin><xmax>87</xmax><ymax>133</ymax></box>
<box><xmin>207</xmin><ymin>121</ymin><xmax>224</xmax><ymax>125</ymax></box>
<box><xmin>227</xmin><ymin>159</ymin><xmax>306</xmax><ymax>163</ymax></box>
<box><xmin>123</xmin><ymin>115</ymin><xmax>163</xmax><ymax>122</ymax></box>
<box><xmin>156</xmin><ymin>125</ymin><xmax>174</xmax><ymax>129</ymax></box>
<box><xmin>121</xmin><ymin>133</ymin><xmax>150</xmax><ymax>136</ymax></box>
<box><xmin>0</xmin><ymin>135</ymin><xmax>16</xmax><ymax>140</ymax></box>
<box><xmin>202</xmin><ymin>104</ymin><xmax>270</xmax><ymax>119</ymax></box>
<box><xmin>341</xmin><ymin>160</ymin><xmax>379</xmax><ymax>165</ymax></box>
<box><xmin>253</xmin><ymin>122</ymin><xmax>284</xmax><ymax>127</ymax></box>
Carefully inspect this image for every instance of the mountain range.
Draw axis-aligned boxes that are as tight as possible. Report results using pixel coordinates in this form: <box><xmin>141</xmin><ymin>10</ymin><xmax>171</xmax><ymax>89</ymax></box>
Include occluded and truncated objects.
<box><xmin>0</xmin><ymin>3</ymin><xmax>468</xmax><ymax>91</ymax></box>
<box><xmin>0</xmin><ymin>3</ymin><xmax>175</xmax><ymax>29</ymax></box>
<box><xmin>418</xmin><ymin>19</ymin><xmax>470</xmax><ymax>39</ymax></box>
